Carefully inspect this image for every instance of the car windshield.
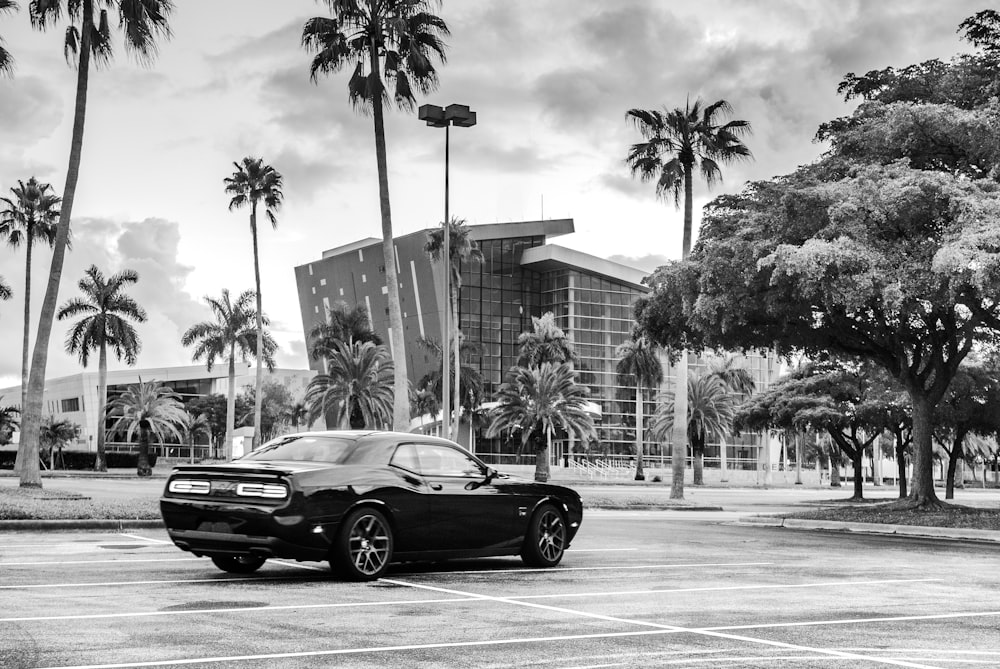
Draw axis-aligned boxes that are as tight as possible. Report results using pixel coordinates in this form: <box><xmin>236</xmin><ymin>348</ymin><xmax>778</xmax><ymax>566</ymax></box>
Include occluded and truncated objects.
<box><xmin>239</xmin><ymin>435</ymin><xmax>355</xmax><ymax>463</ymax></box>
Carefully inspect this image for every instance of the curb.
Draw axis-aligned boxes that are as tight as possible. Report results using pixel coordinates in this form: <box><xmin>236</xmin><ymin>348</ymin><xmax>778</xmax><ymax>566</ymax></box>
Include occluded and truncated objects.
<box><xmin>586</xmin><ymin>505</ymin><xmax>724</xmax><ymax>512</ymax></box>
<box><xmin>737</xmin><ymin>515</ymin><xmax>1000</xmax><ymax>543</ymax></box>
<box><xmin>0</xmin><ymin>519</ymin><xmax>165</xmax><ymax>531</ymax></box>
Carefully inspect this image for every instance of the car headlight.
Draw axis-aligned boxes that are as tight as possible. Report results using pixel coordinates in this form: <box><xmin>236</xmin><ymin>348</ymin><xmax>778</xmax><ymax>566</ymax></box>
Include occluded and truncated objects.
<box><xmin>236</xmin><ymin>483</ymin><xmax>288</xmax><ymax>499</ymax></box>
<box><xmin>168</xmin><ymin>479</ymin><xmax>211</xmax><ymax>494</ymax></box>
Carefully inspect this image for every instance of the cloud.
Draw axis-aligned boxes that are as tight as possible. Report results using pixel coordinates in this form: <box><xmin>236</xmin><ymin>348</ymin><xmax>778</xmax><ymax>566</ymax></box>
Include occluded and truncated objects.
<box><xmin>607</xmin><ymin>253</ymin><xmax>670</xmax><ymax>274</ymax></box>
<box><xmin>0</xmin><ymin>217</ymin><xmax>211</xmax><ymax>384</ymax></box>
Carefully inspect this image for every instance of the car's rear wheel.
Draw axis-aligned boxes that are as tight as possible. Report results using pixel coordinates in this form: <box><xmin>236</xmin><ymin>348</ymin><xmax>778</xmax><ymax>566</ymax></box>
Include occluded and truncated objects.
<box><xmin>210</xmin><ymin>554</ymin><xmax>267</xmax><ymax>574</ymax></box>
<box><xmin>332</xmin><ymin>508</ymin><xmax>393</xmax><ymax>581</ymax></box>
<box><xmin>521</xmin><ymin>504</ymin><xmax>567</xmax><ymax>568</ymax></box>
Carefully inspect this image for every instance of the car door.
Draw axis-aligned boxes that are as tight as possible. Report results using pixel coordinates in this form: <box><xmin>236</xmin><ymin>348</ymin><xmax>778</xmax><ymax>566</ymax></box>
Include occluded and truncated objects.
<box><xmin>413</xmin><ymin>442</ymin><xmax>518</xmax><ymax>552</ymax></box>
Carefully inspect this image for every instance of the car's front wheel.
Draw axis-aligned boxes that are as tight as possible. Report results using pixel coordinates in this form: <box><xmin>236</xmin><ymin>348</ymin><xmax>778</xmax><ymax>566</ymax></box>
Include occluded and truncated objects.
<box><xmin>332</xmin><ymin>508</ymin><xmax>394</xmax><ymax>581</ymax></box>
<box><xmin>521</xmin><ymin>504</ymin><xmax>567</xmax><ymax>568</ymax></box>
<box><xmin>210</xmin><ymin>554</ymin><xmax>267</xmax><ymax>574</ymax></box>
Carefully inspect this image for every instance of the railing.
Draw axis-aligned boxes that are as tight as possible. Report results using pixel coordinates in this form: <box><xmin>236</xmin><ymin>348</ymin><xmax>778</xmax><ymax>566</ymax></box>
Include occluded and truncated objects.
<box><xmin>104</xmin><ymin>442</ymin><xmax>213</xmax><ymax>460</ymax></box>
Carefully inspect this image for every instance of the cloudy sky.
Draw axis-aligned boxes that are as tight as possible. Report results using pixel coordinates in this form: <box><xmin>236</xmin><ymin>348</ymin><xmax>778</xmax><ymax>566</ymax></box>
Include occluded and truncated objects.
<box><xmin>0</xmin><ymin>0</ymin><xmax>984</xmax><ymax>388</ymax></box>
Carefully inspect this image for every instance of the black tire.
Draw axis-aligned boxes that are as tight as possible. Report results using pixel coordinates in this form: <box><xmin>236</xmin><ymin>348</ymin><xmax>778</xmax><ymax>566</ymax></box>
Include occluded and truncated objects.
<box><xmin>210</xmin><ymin>554</ymin><xmax>266</xmax><ymax>574</ymax></box>
<box><xmin>521</xmin><ymin>504</ymin><xmax>567</xmax><ymax>568</ymax></box>
<box><xmin>332</xmin><ymin>508</ymin><xmax>394</xmax><ymax>581</ymax></box>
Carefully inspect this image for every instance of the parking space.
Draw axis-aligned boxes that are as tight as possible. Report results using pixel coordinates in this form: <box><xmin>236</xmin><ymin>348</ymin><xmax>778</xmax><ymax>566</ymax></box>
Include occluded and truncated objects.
<box><xmin>2</xmin><ymin>513</ymin><xmax>998</xmax><ymax>668</ymax></box>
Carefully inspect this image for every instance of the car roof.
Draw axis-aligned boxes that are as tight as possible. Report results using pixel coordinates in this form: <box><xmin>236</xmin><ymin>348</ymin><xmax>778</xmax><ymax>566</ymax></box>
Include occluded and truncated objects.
<box><xmin>277</xmin><ymin>430</ymin><xmax>463</xmax><ymax>448</ymax></box>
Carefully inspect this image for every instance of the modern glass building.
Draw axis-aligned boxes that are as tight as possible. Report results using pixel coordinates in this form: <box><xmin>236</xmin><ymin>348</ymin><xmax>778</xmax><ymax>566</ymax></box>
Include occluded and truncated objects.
<box><xmin>295</xmin><ymin>219</ymin><xmax>780</xmax><ymax>466</ymax></box>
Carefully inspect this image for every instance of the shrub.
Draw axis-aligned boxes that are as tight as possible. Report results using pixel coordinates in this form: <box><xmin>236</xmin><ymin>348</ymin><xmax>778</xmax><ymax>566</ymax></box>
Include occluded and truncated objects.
<box><xmin>0</xmin><ymin>450</ymin><xmax>156</xmax><ymax>470</ymax></box>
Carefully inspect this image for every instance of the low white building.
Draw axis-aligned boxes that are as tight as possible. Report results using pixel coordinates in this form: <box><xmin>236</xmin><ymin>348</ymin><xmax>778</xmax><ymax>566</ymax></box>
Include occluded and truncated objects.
<box><xmin>0</xmin><ymin>363</ymin><xmax>315</xmax><ymax>455</ymax></box>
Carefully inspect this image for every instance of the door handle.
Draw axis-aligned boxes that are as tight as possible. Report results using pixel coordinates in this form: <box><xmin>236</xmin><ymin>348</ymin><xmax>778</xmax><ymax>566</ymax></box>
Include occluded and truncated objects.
<box><xmin>429</xmin><ymin>483</ymin><xmax>443</xmax><ymax>491</ymax></box>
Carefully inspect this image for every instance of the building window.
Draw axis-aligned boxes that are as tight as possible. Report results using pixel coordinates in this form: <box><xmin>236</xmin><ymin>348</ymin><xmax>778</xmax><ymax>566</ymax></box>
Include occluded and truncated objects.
<box><xmin>311</xmin><ymin>287</ymin><xmax>316</xmax><ymax>295</ymax></box>
<box><xmin>61</xmin><ymin>397</ymin><xmax>80</xmax><ymax>412</ymax></box>
<box><xmin>339</xmin><ymin>288</ymin><xmax>344</xmax><ymax>296</ymax></box>
<box><xmin>362</xmin><ymin>274</ymin><xmax>367</xmax><ymax>283</ymax></box>
<box><xmin>308</xmin><ymin>264</ymin><xmax>314</xmax><ymax>276</ymax></box>
<box><xmin>320</xmin><ymin>278</ymin><xmax>327</xmax><ymax>286</ymax></box>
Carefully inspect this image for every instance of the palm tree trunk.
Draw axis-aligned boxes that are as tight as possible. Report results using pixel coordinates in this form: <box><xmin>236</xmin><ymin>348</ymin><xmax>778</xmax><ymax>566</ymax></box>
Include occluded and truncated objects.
<box><xmin>634</xmin><ymin>385</ymin><xmax>645</xmax><ymax>480</ymax></box>
<box><xmin>368</xmin><ymin>40</ymin><xmax>409</xmax><ymax>431</ymax></box>
<box><xmin>693</xmin><ymin>438</ymin><xmax>704</xmax><ymax>485</ymax></box>
<box><xmin>670</xmin><ymin>354</ymin><xmax>688</xmax><ymax>499</ymax></box>
<box><xmin>18</xmin><ymin>4</ymin><xmax>93</xmax><ymax>488</ymax></box>
<box><xmin>669</xmin><ymin>166</ymin><xmax>695</xmax><ymax>500</ymax></box>
<box><xmin>13</xmin><ymin>236</ymin><xmax>32</xmax><ymax>474</ymax></box>
<box><xmin>136</xmin><ymin>426</ymin><xmax>151</xmax><ymax>477</ymax></box>
<box><xmin>534</xmin><ymin>431</ymin><xmax>551</xmax><ymax>483</ymax></box>
<box><xmin>225</xmin><ymin>351</ymin><xmax>236</xmax><ymax>461</ymax></box>
<box><xmin>250</xmin><ymin>202</ymin><xmax>264</xmax><ymax>452</ymax></box>
<box><xmin>719</xmin><ymin>435</ymin><xmax>728</xmax><ymax>482</ymax></box>
<box><xmin>451</xmin><ymin>282</ymin><xmax>461</xmax><ymax>439</ymax></box>
<box><xmin>95</xmin><ymin>341</ymin><xmax>108</xmax><ymax>472</ymax></box>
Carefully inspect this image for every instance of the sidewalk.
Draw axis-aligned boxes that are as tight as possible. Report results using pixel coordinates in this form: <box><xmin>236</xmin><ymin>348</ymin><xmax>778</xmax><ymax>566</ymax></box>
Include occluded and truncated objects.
<box><xmin>738</xmin><ymin>513</ymin><xmax>1000</xmax><ymax>544</ymax></box>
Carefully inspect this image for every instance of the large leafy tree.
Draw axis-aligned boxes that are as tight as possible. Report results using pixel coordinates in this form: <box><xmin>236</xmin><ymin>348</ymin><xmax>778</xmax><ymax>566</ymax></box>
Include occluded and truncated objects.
<box><xmin>224</xmin><ymin>157</ymin><xmax>283</xmax><ymax>452</ymax></box>
<box><xmin>487</xmin><ymin>362</ymin><xmax>596</xmax><ymax>483</ymax></box>
<box><xmin>0</xmin><ymin>0</ymin><xmax>16</xmax><ymax>76</ymax></box>
<box><xmin>181</xmin><ymin>289</ymin><xmax>275</xmax><ymax>460</ymax></box>
<box><xmin>302</xmin><ymin>0</ymin><xmax>449</xmax><ymax>431</ymax></box>
<box><xmin>734</xmin><ymin>360</ymin><xmax>884</xmax><ymax>501</ymax></box>
<box><xmin>185</xmin><ymin>393</ymin><xmax>227</xmax><ymax>458</ymax></box>
<box><xmin>425</xmin><ymin>217</ymin><xmax>483</xmax><ymax>438</ymax></box>
<box><xmin>0</xmin><ymin>176</ymin><xmax>61</xmax><ymax>418</ymax></box>
<box><xmin>626</xmin><ymin>98</ymin><xmax>752</xmax><ymax>500</ymax></box>
<box><xmin>177</xmin><ymin>410</ymin><xmax>210</xmax><ymax>465</ymax></box>
<box><xmin>651</xmin><ymin>372</ymin><xmax>735</xmax><ymax>486</ymax></box>
<box><xmin>107</xmin><ymin>379</ymin><xmax>185</xmax><ymax>477</ymax></box>
<box><xmin>638</xmin><ymin>161</ymin><xmax>1000</xmax><ymax>508</ymax></box>
<box><xmin>57</xmin><ymin>265</ymin><xmax>146</xmax><ymax>472</ymax></box>
<box><xmin>19</xmin><ymin>0</ymin><xmax>173</xmax><ymax>488</ymax></box>
<box><xmin>0</xmin><ymin>397</ymin><xmax>18</xmax><ymax>444</ymax></box>
<box><xmin>615</xmin><ymin>333</ymin><xmax>662</xmax><ymax>481</ymax></box>
<box><xmin>305</xmin><ymin>340</ymin><xmax>394</xmax><ymax>429</ymax></box>
<box><xmin>932</xmin><ymin>363</ymin><xmax>1000</xmax><ymax>499</ymax></box>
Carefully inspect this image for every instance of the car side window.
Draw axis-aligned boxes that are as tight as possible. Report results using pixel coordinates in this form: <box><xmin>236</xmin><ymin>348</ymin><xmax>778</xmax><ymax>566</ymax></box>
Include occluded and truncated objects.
<box><xmin>389</xmin><ymin>443</ymin><xmax>421</xmax><ymax>473</ymax></box>
<box><xmin>415</xmin><ymin>444</ymin><xmax>484</xmax><ymax>478</ymax></box>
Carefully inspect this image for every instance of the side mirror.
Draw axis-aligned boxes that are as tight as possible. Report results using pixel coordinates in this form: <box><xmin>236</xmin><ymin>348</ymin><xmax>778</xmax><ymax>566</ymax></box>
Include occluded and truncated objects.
<box><xmin>484</xmin><ymin>467</ymin><xmax>498</xmax><ymax>482</ymax></box>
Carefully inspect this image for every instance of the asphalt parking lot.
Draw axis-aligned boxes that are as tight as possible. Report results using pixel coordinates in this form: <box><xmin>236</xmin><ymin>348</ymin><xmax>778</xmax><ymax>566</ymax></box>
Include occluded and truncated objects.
<box><xmin>2</xmin><ymin>512</ymin><xmax>998</xmax><ymax>669</ymax></box>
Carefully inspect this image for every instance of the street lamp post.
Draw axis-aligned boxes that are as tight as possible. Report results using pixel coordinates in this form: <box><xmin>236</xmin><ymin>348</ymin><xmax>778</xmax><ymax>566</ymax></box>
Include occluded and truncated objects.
<box><xmin>418</xmin><ymin>103</ymin><xmax>476</xmax><ymax>441</ymax></box>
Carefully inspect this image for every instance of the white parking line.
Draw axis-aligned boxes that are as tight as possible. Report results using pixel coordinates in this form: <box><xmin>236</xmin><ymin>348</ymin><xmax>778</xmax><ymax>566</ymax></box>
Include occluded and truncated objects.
<box><xmin>119</xmin><ymin>533</ymin><xmax>171</xmax><ymax>545</ymax></box>
<box><xmin>566</xmin><ymin>548</ymin><xmax>638</xmax><ymax>552</ymax></box>
<box><xmin>386</xmin><ymin>579</ymin><xmax>946</xmax><ymax>669</ymax></box>
<box><xmin>35</xmin><ymin>630</ymin><xmax>680</xmax><ymax>669</ymax></box>
<box><xmin>0</xmin><ymin>557</ymin><xmax>195</xmax><ymax>567</ymax></box>
<box><xmin>407</xmin><ymin>561</ymin><xmax>775</xmax><ymax>575</ymax></box>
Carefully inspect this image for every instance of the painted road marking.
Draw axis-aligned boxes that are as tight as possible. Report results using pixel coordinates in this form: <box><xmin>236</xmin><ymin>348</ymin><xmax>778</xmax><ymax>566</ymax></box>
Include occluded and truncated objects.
<box><xmin>386</xmin><ymin>579</ymin><xmax>945</xmax><ymax>669</ymax></box>
<box><xmin>0</xmin><ymin>576</ymin><xmax>317</xmax><ymax>589</ymax></box>
<box><xmin>119</xmin><ymin>533</ymin><xmax>171</xmax><ymax>545</ymax></box>
<box><xmin>566</xmin><ymin>548</ymin><xmax>639</xmax><ymax>552</ymax></box>
<box><xmin>0</xmin><ymin>577</ymin><xmax>940</xmax><ymax>622</ymax></box>
<box><xmin>0</xmin><ymin>557</ymin><xmax>197</xmax><ymax>567</ymax></box>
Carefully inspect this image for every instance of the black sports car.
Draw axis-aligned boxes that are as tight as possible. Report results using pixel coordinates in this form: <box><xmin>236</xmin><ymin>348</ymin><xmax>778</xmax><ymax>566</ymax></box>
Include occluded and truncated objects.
<box><xmin>160</xmin><ymin>430</ymin><xmax>583</xmax><ymax>580</ymax></box>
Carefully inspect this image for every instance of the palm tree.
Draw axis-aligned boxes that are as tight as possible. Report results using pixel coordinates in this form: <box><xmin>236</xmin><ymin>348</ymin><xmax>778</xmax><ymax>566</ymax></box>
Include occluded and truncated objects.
<box><xmin>19</xmin><ymin>0</ymin><xmax>173</xmax><ymax>489</ymax></box>
<box><xmin>56</xmin><ymin>265</ymin><xmax>146</xmax><ymax>472</ymax></box>
<box><xmin>0</xmin><ymin>275</ymin><xmax>10</xmax><ymax>305</ymax></box>
<box><xmin>107</xmin><ymin>379</ymin><xmax>185</xmax><ymax>477</ymax></box>
<box><xmin>616</xmin><ymin>334</ymin><xmax>663</xmax><ymax>481</ymax></box>
<box><xmin>416</xmin><ymin>335</ymin><xmax>483</xmax><ymax>428</ymax></box>
<box><xmin>39</xmin><ymin>415</ymin><xmax>79</xmax><ymax>470</ymax></box>
<box><xmin>224</xmin><ymin>157</ymin><xmax>283</xmax><ymax>452</ymax></box>
<box><xmin>0</xmin><ymin>397</ymin><xmax>20</xmax><ymax>445</ymax></box>
<box><xmin>0</xmin><ymin>0</ymin><xmax>17</xmax><ymax>77</ymax></box>
<box><xmin>517</xmin><ymin>312</ymin><xmax>579</xmax><ymax>369</ymax></box>
<box><xmin>1</xmin><ymin>177</ymin><xmax>62</xmax><ymax>419</ymax></box>
<box><xmin>487</xmin><ymin>362</ymin><xmax>596</xmax><ymax>483</ymax></box>
<box><xmin>181</xmin><ymin>289</ymin><xmax>276</xmax><ymax>461</ymax></box>
<box><xmin>410</xmin><ymin>388</ymin><xmax>440</xmax><ymax>429</ymax></box>
<box><xmin>705</xmin><ymin>354</ymin><xmax>756</xmax><ymax>480</ymax></box>
<box><xmin>304</xmin><ymin>340</ymin><xmax>394</xmax><ymax>429</ymax></box>
<box><xmin>285</xmin><ymin>401</ymin><xmax>310</xmax><ymax>432</ymax></box>
<box><xmin>308</xmin><ymin>301</ymin><xmax>382</xmax><ymax>365</ymax></box>
<box><xmin>178</xmin><ymin>411</ymin><xmax>211</xmax><ymax>464</ymax></box>
<box><xmin>425</xmin><ymin>217</ymin><xmax>483</xmax><ymax>438</ymax></box>
<box><xmin>651</xmin><ymin>372</ymin><xmax>737</xmax><ymax>486</ymax></box>
<box><xmin>302</xmin><ymin>0</ymin><xmax>450</xmax><ymax>431</ymax></box>
<box><xmin>626</xmin><ymin>97</ymin><xmax>752</xmax><ymax>500</ymax></box>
